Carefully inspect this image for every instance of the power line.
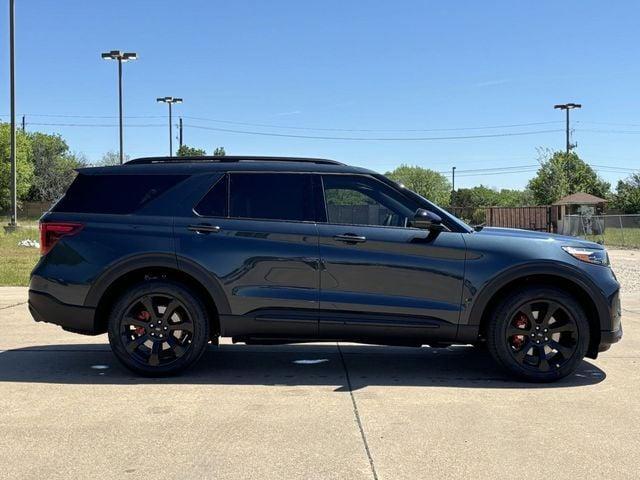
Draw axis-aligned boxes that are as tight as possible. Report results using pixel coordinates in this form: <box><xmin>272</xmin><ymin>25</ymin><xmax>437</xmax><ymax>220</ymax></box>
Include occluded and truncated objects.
<box><xmin>1</xmin><ymin>112</ymin><xmax>563</xmax><ymax>133</ymax></box>
<box><xmin>26</xmin><ymin>122</ymin><xmax>165</xmax><ymax>128</ymax></box>
<box><xmin>185</xmin><ymin>124</ymin><xmax>563</xmax><ymax>141</ymax></box>
<box><xmin>181</xmin><ymin>116</ymin><xmax>563</xmax><ymax>133</ymax></box>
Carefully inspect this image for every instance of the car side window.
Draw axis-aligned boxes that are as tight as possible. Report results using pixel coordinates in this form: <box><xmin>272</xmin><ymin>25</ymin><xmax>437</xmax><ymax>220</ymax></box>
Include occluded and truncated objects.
<box><xmin>229</xmin><ymin>173</ymin><xmax>315</xmax><ymax>222</ymax></box>
<box><xmin>194</xmin><ymin>175</ymin><xmax>228</xmax><ymax>217</ymax></box>
<box><xmin>322</xmin><ymin>175</ymin><xmax>418</xmax><ymax>227</ymax></box>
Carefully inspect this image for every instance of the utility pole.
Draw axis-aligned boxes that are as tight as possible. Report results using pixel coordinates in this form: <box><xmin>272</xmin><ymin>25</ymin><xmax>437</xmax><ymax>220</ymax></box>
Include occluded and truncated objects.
<box><xmin>21</xmin><ymin>115</ymin><xmax>25</xmax><ymax>132</ymax></box>
<box><xmin>554</xmin><ymin>103</ymin><xmax>581</xmax><ymax>154</ymax></box>
<box><xmin>7</xmin><ymin>0</ymin><xmax>17</xmax><ymax>230</ymax></box>
<box><xmin>156</xmin><ymin>97</ymin><xmax>183</xmax><ymax>157</ymax></box>
<box><xmin>451</xmin><ymin>166</ymin><xmax>456</xmax><ymax>207</ymax></box>
<box><xmin>179</xmin><ymin>117</ymin><xmax>183</xmax><ymax>149</ymax></box>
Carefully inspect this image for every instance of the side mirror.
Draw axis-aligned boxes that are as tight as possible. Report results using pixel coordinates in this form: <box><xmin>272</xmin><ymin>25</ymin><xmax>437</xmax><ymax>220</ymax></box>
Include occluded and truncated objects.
<box><xmin>411</xmin><ymin>209</ymin><xmax>444</xmax><ymax>231</ymax></box>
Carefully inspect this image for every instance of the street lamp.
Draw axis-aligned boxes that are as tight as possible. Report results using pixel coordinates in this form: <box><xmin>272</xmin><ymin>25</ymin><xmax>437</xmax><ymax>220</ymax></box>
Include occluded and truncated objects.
<box><xmin>101</xmin><ymin>50</ymin><xmax>137</xmax><ymax>164</ymax></box>
<box><xmin>554</xmin><ymin>103</ymin><xmax>582</xmax><ymax>154</ymax></box>
<box><xmin>156</xmin><ymin>97</ymin><xmax>183</xmax><ymax>157</ymax></box>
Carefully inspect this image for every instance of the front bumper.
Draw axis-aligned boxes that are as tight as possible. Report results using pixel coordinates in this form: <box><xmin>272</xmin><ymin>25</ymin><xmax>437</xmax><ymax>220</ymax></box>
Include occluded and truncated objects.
<box><xmin>29</xmin><ymin>289</ymin><xmax>99</xmax><ymax>335</ymax></box>
<box><xmin>598</xmin><ymin>325</ymin><xmax>623</xmax><ymax>352</ymax></box>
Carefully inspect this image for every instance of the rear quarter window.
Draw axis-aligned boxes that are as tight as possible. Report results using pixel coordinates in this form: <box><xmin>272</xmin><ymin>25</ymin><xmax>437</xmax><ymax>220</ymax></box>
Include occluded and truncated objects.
<box><xmin>52</xmin><ymin>174</ymin><xmax>188</xmax><ymax>214</ymax></box>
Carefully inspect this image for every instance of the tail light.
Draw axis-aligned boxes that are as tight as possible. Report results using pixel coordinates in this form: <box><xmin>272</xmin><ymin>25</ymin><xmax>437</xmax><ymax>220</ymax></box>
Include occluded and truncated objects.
<box><xmin>39</xmin><ymin>222</ymin><xmax>84</xmax><ymax>255</ymax></box>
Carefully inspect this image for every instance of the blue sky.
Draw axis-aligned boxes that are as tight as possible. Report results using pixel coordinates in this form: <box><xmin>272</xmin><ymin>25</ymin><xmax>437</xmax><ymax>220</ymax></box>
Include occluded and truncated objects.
<box><xmin>1</xmin><ymin>0</ymin><xmax>639</xmax><ymax>189</ymax></box>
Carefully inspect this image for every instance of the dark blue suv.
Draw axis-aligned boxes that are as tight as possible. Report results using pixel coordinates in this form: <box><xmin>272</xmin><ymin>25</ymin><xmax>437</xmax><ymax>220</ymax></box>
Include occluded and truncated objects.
<box><xmin>29</xmin><ymin>156</ymin><xmax>622</xmax><ymax>381</ymax></box>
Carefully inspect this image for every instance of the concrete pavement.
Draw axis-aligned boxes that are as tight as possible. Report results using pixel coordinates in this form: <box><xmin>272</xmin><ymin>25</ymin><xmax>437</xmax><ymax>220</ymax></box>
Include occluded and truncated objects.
<box><xmin>0</xmin><ymin>274</ymin><xmax>638</xmax><ymax>479</ymax></box>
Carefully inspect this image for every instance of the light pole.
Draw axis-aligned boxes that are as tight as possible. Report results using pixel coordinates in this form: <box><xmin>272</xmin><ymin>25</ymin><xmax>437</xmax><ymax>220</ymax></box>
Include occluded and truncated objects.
<box><xmin>554</xmin><ymin>103</ymin><xmax>582</xmax><ymax>154</ymax></box>
<box><xmin>101</xmin><ymin>50</ymin><xmax>137</xmax><ymax>164</ymax></box>
<box><xmin>7</xmin><ymin>0</ymin><xmax>17</xmax><ymax>230</ymax></box>
<box><xmin>156</xmin><ymin>97</ymin><xmax>183</xmax><ymax>157</ymax></box>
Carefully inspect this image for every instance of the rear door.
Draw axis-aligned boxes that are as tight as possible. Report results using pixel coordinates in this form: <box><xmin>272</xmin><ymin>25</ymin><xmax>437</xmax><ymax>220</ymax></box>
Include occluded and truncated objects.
<box><xmin>316</xmin><ymin>174</ymin><xmax>466</xmax><ymax>341</ymax></box>
<box><xmin>175</xmin><ymin>172</ymin><xmax>321</xmax><ymax>338</ymax></box>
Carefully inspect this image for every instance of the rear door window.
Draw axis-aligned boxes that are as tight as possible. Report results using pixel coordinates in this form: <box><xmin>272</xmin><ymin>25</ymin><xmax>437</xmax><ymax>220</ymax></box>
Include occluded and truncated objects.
<box><xmin>229</xmin><ymin>173</ymin><xmax>315</xmax><ymax>222</ymax></box>
<box><xmin>53</xmin><ymin>174</ymin><xmax>187</xmax><ymax>214</ymax></box>
<box><xmin>194</xmin><ymin>175</ymin><xmax>228</xmax><ymax>217</ymax></box>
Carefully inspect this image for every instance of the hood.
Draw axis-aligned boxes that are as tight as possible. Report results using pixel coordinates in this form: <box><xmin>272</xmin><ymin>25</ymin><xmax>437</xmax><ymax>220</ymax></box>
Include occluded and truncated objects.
<box><xmin>474</xmin><ymin>227</ymin><xmax>604</xmax><ymax>249</ymax></box>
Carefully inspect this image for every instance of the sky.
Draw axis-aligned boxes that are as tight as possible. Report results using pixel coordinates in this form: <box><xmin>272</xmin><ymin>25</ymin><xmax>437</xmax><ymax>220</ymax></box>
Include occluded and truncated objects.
<box><xmin>0</xmin><ymin>0</ymin><xmax>639</xmax><ymax>190</ymax></box>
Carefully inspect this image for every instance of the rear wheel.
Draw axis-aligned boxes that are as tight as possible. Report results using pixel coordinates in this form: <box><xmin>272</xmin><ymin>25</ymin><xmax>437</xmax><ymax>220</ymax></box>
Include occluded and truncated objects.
<box><xmin>486</xmin><ymin>287</ymin><xmax>589</xmax><ymax>382</ymax></box>
<box><xmin>107</xmin><ymin>280</ymin><xmax>210</xmax><ymax>376</ymax></box>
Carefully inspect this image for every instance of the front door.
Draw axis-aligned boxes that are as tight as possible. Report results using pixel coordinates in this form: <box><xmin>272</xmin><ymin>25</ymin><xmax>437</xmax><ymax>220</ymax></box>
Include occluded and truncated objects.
<box><xmin>316</xmin><ymin>174</ymin><xmax>466</xmax><ymax>342</ymax></box>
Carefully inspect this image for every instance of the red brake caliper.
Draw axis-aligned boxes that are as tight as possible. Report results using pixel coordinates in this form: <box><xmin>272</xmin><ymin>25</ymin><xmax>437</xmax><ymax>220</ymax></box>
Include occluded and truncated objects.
<box><xmin>135</xmin><ymin>310</ymin><xmax>150</xmax><ymax>335</ymax></box>
<box><xmin>511</xmin><ymin>313</ymin><xmax>529</xmax><ymax>349</ymax></box>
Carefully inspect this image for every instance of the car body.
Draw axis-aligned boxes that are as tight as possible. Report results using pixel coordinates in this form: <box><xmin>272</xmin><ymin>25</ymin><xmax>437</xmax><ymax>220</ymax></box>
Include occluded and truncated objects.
<box><xmin>29</xmin><ymin>156</ymin><xmax>622</xmax><ymax>380</ymax></box>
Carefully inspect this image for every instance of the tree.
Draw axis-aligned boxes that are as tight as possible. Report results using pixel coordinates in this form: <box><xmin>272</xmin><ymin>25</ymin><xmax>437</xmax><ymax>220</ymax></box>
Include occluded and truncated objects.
<box><xmin>176</xmin><ymin>145</ymin><xmax>206</xmax><ymax>157</ymax></box>
<box><xmin>97</xmin><ymin>150</ymin><xmax>128</xmax><ymax>166</ymax></box>
<box><xmin>385</xmin><ymin>165</ymin><xmax>451</xmax><ymax>206</ymax></box>
<box><xmin>527</xmin><ymin>150</ymin><xmax>610</xmax><ymax>205</ymax></box>
<box><xmin>612</xmin><ymin>173</ymin><xmax>640</xmax><ymax>213</ymax></box>
<box><xmin>0</xmin><ymin>123</ymin><xmax>34</xmax><ymax>210</ymax></box>
<box><xmin>26</xmin><ymin>132</ymin><xmax>87</xmax><ymax>202</ymax></box>
<box><xmin>452</xmin><ymin>185</ymin><xmax>534</xmax><ymax>207</ymax></box>
<box><xmin>212</xmin><ymin>146</ymin><xmax>226</xmax><ymax>156</ymax></box>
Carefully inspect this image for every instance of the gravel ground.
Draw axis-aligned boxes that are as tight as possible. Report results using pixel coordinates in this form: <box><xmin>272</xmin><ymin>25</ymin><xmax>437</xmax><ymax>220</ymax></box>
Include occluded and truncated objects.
<box><xmin>609</xmin><ymin>249</ymin><xmax>640</xmax><ymax>293</ymax></box>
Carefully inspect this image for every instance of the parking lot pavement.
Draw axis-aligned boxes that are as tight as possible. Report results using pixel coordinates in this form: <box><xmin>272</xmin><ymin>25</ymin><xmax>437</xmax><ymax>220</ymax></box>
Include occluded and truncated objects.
<box><xmin>0</xmin><ymin>283</ymin><xmax>638</xmax><ymax>479</ymax></box>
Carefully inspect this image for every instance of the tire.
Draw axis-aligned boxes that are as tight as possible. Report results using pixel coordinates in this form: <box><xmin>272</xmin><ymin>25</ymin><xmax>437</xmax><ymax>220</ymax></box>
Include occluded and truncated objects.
<box><xmin>486</xmin><ymin>286</ymin><xmax>589</xmax><ymax>382</ymax></box>
<box><xmin>107</xmin><ymin>280</ymin><xmax>210</xmax><ymax>376</ymax></box>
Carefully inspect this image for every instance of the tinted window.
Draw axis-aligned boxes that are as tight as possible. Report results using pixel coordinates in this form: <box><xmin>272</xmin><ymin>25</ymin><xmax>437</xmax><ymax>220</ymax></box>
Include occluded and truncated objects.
<box><xmin>322</xmin><ymin>175</ymin><xmax>418</xmax><ymax>227</ymax></box>
<box><xmin>229</xmin><ymin>173</ymin><xmax>314</xmax><ymax>221</ymax></box>
<box><xmin>53</xmin><ymin>174</ymin><xmax>187</xmax><ymax>214</ymax></box>
<box><xmin>194</xmin><ymin>175</ymin><xmax>227</xmax><ymax>217</ymax></box>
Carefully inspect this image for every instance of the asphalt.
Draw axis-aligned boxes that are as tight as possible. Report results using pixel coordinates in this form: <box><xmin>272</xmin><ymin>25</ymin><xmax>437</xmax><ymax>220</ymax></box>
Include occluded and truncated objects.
<box><xmin>0</xmin><ymin>268</ymin><xmax>638</xmax><ymax>479</ymax></box>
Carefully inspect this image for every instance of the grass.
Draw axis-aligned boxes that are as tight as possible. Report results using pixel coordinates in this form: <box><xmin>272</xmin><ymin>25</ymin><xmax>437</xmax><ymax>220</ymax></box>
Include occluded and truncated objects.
<box><xmin>585</xmin><ymin>228</ymin><xmax>640</xmax><ymax>249</ymax></box>
<box><xmin>0</xmin><ymin>225</ymin><xmax>40</xmax><ymax>286</ymax></box>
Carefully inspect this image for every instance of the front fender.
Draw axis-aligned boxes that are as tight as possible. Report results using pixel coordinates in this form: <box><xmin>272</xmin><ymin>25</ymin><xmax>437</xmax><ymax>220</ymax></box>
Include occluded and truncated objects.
<box><xmin>457</xmin><ymin>261</ymin><xmax>612</xmax><ymax>342</ymax></box>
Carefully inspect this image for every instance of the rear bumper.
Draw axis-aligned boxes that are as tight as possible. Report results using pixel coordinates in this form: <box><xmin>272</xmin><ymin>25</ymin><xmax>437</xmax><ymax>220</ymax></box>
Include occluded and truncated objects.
<box><xmin>28</xmin><ymin>290</ymin><xmax>99</xmax><ymax>335</ymax></box>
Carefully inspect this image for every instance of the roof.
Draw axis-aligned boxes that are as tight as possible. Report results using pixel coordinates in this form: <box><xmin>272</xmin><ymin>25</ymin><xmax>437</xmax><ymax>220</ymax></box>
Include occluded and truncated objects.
<box><xmin>78</xmin><ymin>155</ymin><xmax>372</xmax><ymax>176</ymax></box>
<box><xmin>126</xmin><ymin>155</ymin><xmax>343</xmax><ymax>166</ymax></box>
<box><xmin>553</xmin><ymin>192</ymin><xmax>608</xmax><ymax>205</ymax></box>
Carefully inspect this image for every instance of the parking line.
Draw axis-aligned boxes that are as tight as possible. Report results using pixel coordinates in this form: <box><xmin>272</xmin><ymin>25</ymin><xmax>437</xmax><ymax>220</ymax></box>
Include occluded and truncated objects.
<box><xmin>337</xmin><ymin>342</ymin><xmax>379</xmax><ymax>480</ymax></box>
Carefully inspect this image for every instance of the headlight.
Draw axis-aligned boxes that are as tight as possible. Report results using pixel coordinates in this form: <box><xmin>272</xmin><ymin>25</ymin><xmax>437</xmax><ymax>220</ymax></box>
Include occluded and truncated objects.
<box><xmin>562</xmin><ymin>246</ymin><xmax>610</xmax><ymax>266</ymax></box>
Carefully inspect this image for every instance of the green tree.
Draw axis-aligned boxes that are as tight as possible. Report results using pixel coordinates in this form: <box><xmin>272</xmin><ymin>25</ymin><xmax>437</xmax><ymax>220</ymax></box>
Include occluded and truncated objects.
<box><xmin>612</xmin><ymin>173</ymin><xmax>640</xmax><ymax>213</ymax></box>
<box><xmin>212</xmin><ymin>146</ymin><xmax>226</xmax><ymax>156</ymax></box>
<box><xmin>27</xmin><ymin>132</ymin><xmax>87</xmax><ymax>202</ymax></box>
<box><xmin>527</xmin><ymin>150</ymin><xmax>610</xmax><ymax>205</ymax></box>
<box><xmin>385</xmin><ymin>164</ymin><xmax>451</xmax><ymax>206</ymax></box>
<box><xmin>0</xmin><ymin>123</ymin><xmax>34</xmax><ymax>210</ymax></box>
<box><xmin>97</xmin><ymin>150</ymin><xmax>129</xmax><ymax>166</ymax></box>
<box><xmin>452</xmin><ymin>185</ymin><xmax>534</xmax><ymax>207</ymax></box>
<box><xmin>176</xmin><ymin>145</ymin><xmax>206</xmax><ymax>157</ymax></box>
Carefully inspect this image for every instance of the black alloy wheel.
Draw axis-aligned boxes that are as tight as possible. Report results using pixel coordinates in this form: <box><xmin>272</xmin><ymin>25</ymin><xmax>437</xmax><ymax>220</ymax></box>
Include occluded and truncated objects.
<box><xmin>108</xmin><ymin>280</ymin><xmax>210</xmax><ymax>376</ymax></box>
<box><xmin>120</xmin><ymin>294</ymin><xmax>194</xmax><ymax>367</ymax></box>
<box><xmin>506</xmin><ymin>300</ymin><xmax>579</xmax><ymax>373</ymax></box>
<box><xmin>487</xmin><ymin>287</ymin><xmax>590</xmax><ymax>382</ymax></box>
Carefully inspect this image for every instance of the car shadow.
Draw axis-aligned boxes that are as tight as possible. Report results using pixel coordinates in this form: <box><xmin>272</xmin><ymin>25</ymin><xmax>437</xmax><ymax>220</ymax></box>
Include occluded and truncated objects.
<box><xmin>0</xmin><ymin>343</ymin><xmax>606</xmax><ymax>390</ymax></box>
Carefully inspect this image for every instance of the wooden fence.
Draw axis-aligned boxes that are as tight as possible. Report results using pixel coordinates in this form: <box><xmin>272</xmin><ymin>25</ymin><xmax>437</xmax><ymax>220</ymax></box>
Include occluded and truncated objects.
<box><xmin>1</xmin><ymin>201</ymin><xmax>52</xmax><ymax>219</ymax></box>
<box><xmin>448</xmin><ymin>205</ymin><xmax>560</xmax><ymax>232</ymax></box>
<box><xmin>485</xmin><ymin>206</ymin><xmax>558</xmax><ymax>232</ymax></box>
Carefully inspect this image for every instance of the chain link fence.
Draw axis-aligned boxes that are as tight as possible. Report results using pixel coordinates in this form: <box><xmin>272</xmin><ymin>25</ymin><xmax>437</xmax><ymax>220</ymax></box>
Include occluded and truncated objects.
<box><xmin>560</xmin><ymin>214</ymin><xmax>640</xmax><ymax>248</ymax></box>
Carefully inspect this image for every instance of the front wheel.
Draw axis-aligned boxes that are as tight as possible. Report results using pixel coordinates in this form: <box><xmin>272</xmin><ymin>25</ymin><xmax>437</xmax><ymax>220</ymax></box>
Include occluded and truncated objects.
<box><xmin>107</xmin><ymin>280</ymin><xmax>210</xmax><ymax>376</ymax></box>
<box><xmin>486</xmin><ymin>287</ymin><xmax>590</xmax><ymax>382</ymax></box>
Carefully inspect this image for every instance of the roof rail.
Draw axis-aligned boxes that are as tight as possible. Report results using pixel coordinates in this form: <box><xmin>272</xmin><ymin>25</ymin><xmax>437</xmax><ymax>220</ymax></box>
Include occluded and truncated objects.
<box><xmin>125</xmin><ymin>155</ymin><xmax>343</xmax><ymax>166</ymax></box>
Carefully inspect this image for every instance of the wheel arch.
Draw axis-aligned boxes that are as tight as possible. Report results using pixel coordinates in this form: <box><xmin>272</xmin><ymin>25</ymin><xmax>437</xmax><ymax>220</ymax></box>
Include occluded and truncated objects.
<box><xmin>87</xmin><ymin>254</ymin><xmax>230</xmax><ymax>338</ymax></box>
<box><xmin>467</xmin><ymin>264</ymin><xmax>606</xmax><ymax>358</ymax></box>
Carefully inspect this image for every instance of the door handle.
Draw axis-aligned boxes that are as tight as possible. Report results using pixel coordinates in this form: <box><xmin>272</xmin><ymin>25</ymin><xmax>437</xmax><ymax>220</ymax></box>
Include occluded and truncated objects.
<box><xmin>187</xmin><ymin>223</ymin><xmax>221</xmax><ymax>234</ymax></box>
<box><xmin>333</xmin><ymin>233</ymin><xmax>366</xmax><ymax>244</ymax></box>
